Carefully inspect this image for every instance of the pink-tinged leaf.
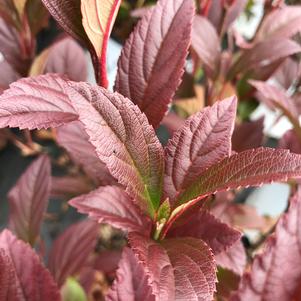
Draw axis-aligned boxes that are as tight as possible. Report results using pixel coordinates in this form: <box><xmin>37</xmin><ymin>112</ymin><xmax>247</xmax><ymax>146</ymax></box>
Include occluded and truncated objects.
<box><xmin>0</xmin><ymin>18</ymin><xmax>31</xmax><ymax>75</ymax></box>
<box><xmin>50</xmin><ymin>175</ymin><xmax>93</xmax><ymax>199</ymax></box>
<box><xmin>274</xmin><ymin>57</ymin><xmax>300</xmax><ymax>90</ymax></box>
<box><xmin>161</xmin><ymin>112</ymin><xmax>185</xmax><ymax>135</ymax></box>
<box><xmin>81</xmin><ymin>0</ymin><xmax>121</xmax><ymax>87</ymax></box>
<box><xmin>106</xmin><ymin>247</ymin><xmax>155</xmax><ymax>301</ymax></box>
<box><xmin>178</xmin><ymin>148</ymin><xmax>301</xmax><ymax>205</ymax></box>
<box><xmin>256</xmin><ymin>6</ymin><xmax>301</xmax><ymax>41</ymax></box>
<box><xmin>228</xmin><ymin>38</ymin><xmax>301</xmax><ymax>78</ymax></box>
<box><xmin>167</xmin><ymin>209</ymin><xmax>241</xmax><ymax>255</ymax></box>
<box><xmin>0</xmin><ymin>249</ymin><xmax>18</xmax><ymax>300</ymax></box>
<box><xmin>0</xmin><ymin>230</ymin><xmax>61</xmax><ymax>300</ymax></box>
<box><xmin>279</xmin><ymin>129</ymin><xmax>301</xmax><ymax>154</ymax></box>
<box><xmin>192</xmin><ymin>15</ymin><xmax>221</xmax><ymax>76</ymax></box>
<box><xmin>162</xmin><ymin>237</ymin><xmax>217</xmax><ymax>301</ymax></box>
<box><xmin>232</xmin><ymin>118</ymin><xmax>264</xmax><ymax>152</ymax></box>
<box><xmin>56</xmin><ymin>121</ymin><xmax>114</xmax><ymax>184</ymax></box>
<box><xmin>164</xmin><ymin>96</ymin><xmax>237</xmax><ymax>204</ymax></box>
<box><xmin>0</xmin><ymin>74</ymin><xmax>77</xmax><ymax>130</ymax></box>
<box><xmin>215</xmin><ymin>240</ymin><xmax>246</xmax><ymax>276</ymax></box>
<box><xmin>48</xmin><ymin>219</ymin><xmax>98</xmax><ymax>287</ymax></box>
<box><xmin>32</xmin><ymin>37</ymin><xmax>87</xmax><ymax>82</ymax></box>
<box><xmin>115</xmin><ymin>0</ymin><xmax>194</xmax><ymax>128</ymax></box>
<box><xmin>221</xmin><ymin>0</ymin><xmax>248</xmax><ymax>34</ymax></box>
<box><xmin>231</xmin><ymin>188</ymin><xmax>301</xmax><ymax>300</ymax></box>
<box><xmin>0</xmin><ymin>60</ymin><xmax>20</xmax><ymax>92</ymax></box>
<box><xmin>250</xmin><ymin>80</ymin><xmax>299</xmax><ymax>125</ymax></box>
<box><xmin>128</xmin><ymin>232</ymin><xmax>175</xmax><ymax>300</ymax></box>
<box><xmin>93</xmin><ymin>249</ymin><xmax>122</xmax><ymax>274</ymax></box>
<box><xmin>8</xmin><ymin>155</ymin><xmax>51</xmax><ymax>245</ymax></box>
<box><xmin>67</xmin><ymin>82</ymin><xmax>164</xmax><ymax>217</ymax></box>
<box><xmin>69</xmin><ymin>186</ymin><xmax>151</xmax><ymax>235</ymax></box>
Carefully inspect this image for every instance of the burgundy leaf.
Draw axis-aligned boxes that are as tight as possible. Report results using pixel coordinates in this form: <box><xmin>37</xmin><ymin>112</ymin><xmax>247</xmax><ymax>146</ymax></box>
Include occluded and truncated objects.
<box><xmin>56</xmin><ymin>121</ymin><xmax>114</xmax><ymax>184</ymax></box>
<box><xmin>278</xmin><ymin>129</ymin><xmax>301</xmax><ymax>154</ymax></box>
<box><xmin>232</xmin><ymin>118</ymin><xmax>264</xmax><ymax>152</ymax></box>
<box><xmin>164</xmin><ymin>96</ymin><xmax>237</xmax><ymax>204</ymax></box>
<box><xmin>228</xmin><ymin>38</ymin><xmax>301</xmax><ymax>78</ymax></box>
<box><xmin>167</xmin><ymin>209</ymin><xmax>241</xmax><ymax>255</ymax></box>
<box><xmin>35</xmin><ymin>37</ymin><xmax>87</xmax><ymax>82</ymax></box>
<box><xmin>215</xmin><ymin>240</ymin><xmax>246</xmax><ymax>276</ymax></box>
<box><xmin>0</xmin><ymin>17</ymin><xmax>31</xmax><ymax>75</ymax></box>
<box><xmin>250</xmin><ymin>80</ymin><xmax>299</xmax><ymax>124</ymax></box>
<box><xmin>256</xmin><ymin>6</ymin><xmax>301</xmax><ymax>41</ymax></box>
<box><xmin>161</xmin><ymin>112</ymin><xmax>185</xmax><ymax>135</ymax></box>
<box><xmin>162</xmin><ymin>237</ymin><xmax>216</xmax><ymax>301</ymax></box>
<box><xmin>69</xmin><ymin>186</ymin><xmax>151</xmax><ymax>235</ymax></box>
<box><xmin>0</xmin><ymin>60</ymin><xmax>20</xmax><ymax>92</ymax></box>
<box><xmin>8</xmin><ymin>155</ymin><xmax>51</xmax><ymax>245</ymax></box>
<box><xmin>231</xmin><ymin>188</ymin><xmax>301</xmax><ymax>300</ymax></box>
<box><xmin>67</xmin><ymin>82</ymin><xmax>164</xmax><ymax>216</ymax></box>
<box><xmin>115</xmin><ymin>0</ymin><xmax>194</xmax><ymax>128</ymax></box>
<box><xmin>0</xmin><ymin>230</ymin><xmax>60</xmax><ymax>300</ymax></box>
<box><xmin>0</xmin><ymin>74</ymin><xmax>77</xmax><ymax>130</ymax></box>
<box><xmin>93</xmin><ymin>249</ymin><xmax>122</xmax><ymax>274</ymax></box>
<box><xmin>192</xmin><ymin>15</ymin><xmax>221</xmax><ymax>75</ymax></box>
<box><xmin>128</xmin><ymin>232</ymin><xmax>175</xmax><ymax>300</ymax></box>
<box><xmin>178</xmin><ymin>148</ymin><xmax>301</xmax><ymax>205</ymax></box>
<box><xmin>48</xmin><ymin>219</ymin><xmax>98</xmax><ymax>287</ymax></box>
<box><xmin>106</xmin><ymin>247</ymin><xmax>155</xmax><ymax>301</ymax></box>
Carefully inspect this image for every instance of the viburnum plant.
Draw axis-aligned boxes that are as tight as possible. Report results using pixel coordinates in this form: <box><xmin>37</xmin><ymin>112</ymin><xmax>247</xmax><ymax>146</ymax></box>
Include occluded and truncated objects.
<box><xmin>2</xmin><ymin>0</ymin><xmax>301</xmax><ymax>300</ymax></box>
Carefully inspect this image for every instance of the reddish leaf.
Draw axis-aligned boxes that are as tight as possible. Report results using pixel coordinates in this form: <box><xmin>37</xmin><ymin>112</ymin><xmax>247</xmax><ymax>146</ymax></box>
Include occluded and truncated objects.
<box><xmin>192</xmin><ymin>15</ymin><xmax>221</xmax><ymax>75</ymax></box>
<box><xmin>167</xmin><ymin>209</ymin><xmax>241</xmax><ymax>255</ymax></box>
<box><xmin>56</xmin><ymin>121</ymin><xmax>114</xmax><ymax>184</ymax></box>
<box><xmin>256</xmin><ymin>6</ymin><xmax>301</xmax><ymax>41</ymax></box>
<box><xmin>31</xmin><ymin>37</ymin><xmax>87</xmax><ymax>82</ymax></box>
<box><xmin>67</xmin><ymin>82</ymin><xmax>164</xmax><ymax>216</ymax></box>
<box><xmin>232</xmin><ymin>118</ymin><xmax>264</xmax><ymax>152</ymax></box>
<box><xmin>48</xmin><ymin>219</ymin><xmax>98</xmax><ymax>287</ymax></box>
<box><xmin>81</xmin><ymin>0</ymin><xmax>121</xmax><ymax>87</ymax></box>
<box><xmin>162</xmin><ymin>237</ymin><xmax>216</xmax><ymax>301</ymax></box>
<box><xmin>0</xmin><ymin>60</ymin><xmax>20</xmax><ymax>92</ymax></box>
<box><xmin>228</xmin><ymin>38</ymin><xmax>301</xmax><ymax>78</ymax></box>
<box><xmin>231</xmin><ymin>189</ymin><xmax>301</xmax><ymax>300</ymax></box>
<box><xmin>8</xmin><ymin>155</ymin><xmax>51</xmax><ymax>245</ymax></box>
<box><xmin>215</xmin><ymin>240</ymin><xmax>246</xmax><ymax>276</ymax></box>
<box><xmin>0</xmin><ymin>74</ymin><xmax>77</xmax><ymax>130</ymax></box>
<box><xmin>93</xmin><ymin>249</ymin><xmax>122</xmax><ymax>274</ymax></box>
<box><xmin>128</xmin><ymin>232</ymin><xmax>175</xmax><ymax>300</ymax></box>
<box><xmin>164</xmin><ymin>97</ymin><xmax>237</xmax><ymax>204</ymax></box>
<box><xmin>278</xmin><ymin>129</ymin><xmax>301</xmax><ymax>154</ymax></box>
<box><xmin>250</xmin><ymin>80</ymin><xmax>299</xmax><ymax>126</ymax></box>
<box><xmin>178</xmin><ymin>148</ymin><xmax>301</xmax><ymax>205</ymax></box>
<box><xmin>106</xmin><ymin>247</ymin><xmax>155</xmax><ymax>301</ymax></box>
<box><xmin>0</xmin><ymin>230</ymin><xmax>60</xmax><ymax>300</ymax></box>
<box><xmin>115</xmin><ymin>0</ymin><xmax>194</xmax><ymax>128</ymax></box>
<box><xmin>69</xmin><ymin>186</ymin><xmax>151</xmax><ymax>235</ymax></box>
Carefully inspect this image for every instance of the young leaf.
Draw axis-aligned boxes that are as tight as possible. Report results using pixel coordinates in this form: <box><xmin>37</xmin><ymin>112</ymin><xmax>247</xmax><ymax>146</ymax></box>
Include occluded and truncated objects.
<box><xmin>178</xmin><ymin>147</ymin><xmax>301</xmax><ymax>205</ymax></box>
<box><xmin>164</xmin><ymin>96</ymin><xmax>237</xmax><ymax>204</ymax></box>
<box><xmin>56</xmin><ymin>121</ymin><xmax>114</xmax><ymax>184</ymax></box>
<box><xmin>228</xmin><ymin>38</ymin><xmax>301</xmax><ymax>79</ymax></box>
<box><xmin>256</xmin><ymin>6</ymin><xmax>301</xmax><ymax>41</ymax></box>
<box><xmin>48</xmin><ymin>219</ymin><xmax>98</xmax><ymax>287</ymax></box>
<box><xmin>106</xmin><ymin>247</ymin><xmax>155</xmax><ymax>301</ymax></box>
<box><xmin>128</xmin><ymin>232</ymin><xmax>175</xmax><ymax>300</ymax></box>
<box><xmin>0</xmin><ymin>230</ymin><xmax>61</xmax><ymax>300</ymax></box>
<box><xmin>8</xmin><ymin>155</ymin><xmax>51</xmax><ymax>245</ymax></box>
<box><xmin>115</xmin><ymin>0</ymin><xmax>194</xmax><ymax>128</ymax></box>
<box><xmin>215</xmin><ymin>240</ymin><xmax>246</xmax><ymax>276</ymax></box>
<box><xmin>69</xmin><ymin>186</ymin><xmax>151</xmax><ymax>235</ymax></box>
<box><xmin>81</xmin><ymin>0</ymin><xmax>121</xmax><ymax>87</ymax></box>
<box><xmin>279</xmin><ymin>129</ymin><xmax>301</xmax><ymax>154</ymax></box>
<box><xmin>162</xmin><ymin>237</ymin><xmax>216</xmax><ymax>301</ymax></box>
<box><xmin>0</xmin><ymin>74</ymin><xmax>77</xmax><ymax>129</ymax></box>
<box><xmin>191</xmin><ymin>15</ymin><xmax>221</xmax><ymax>76</ymax></box>
<box><xmin>30</xmin><ymin>37</ymin><xmax>87</xmax><ymax>82</ymax></box>
<box><xmin>231</xmin><ymin>189</ymin><xmax>301</xmax><ymax>300</ymax></box>
<box><xmin>167</xmin><ymin>209</ymin><xmax>241</xmax><ymax>255</ymax></box>
<box><xmin>67</xmin><ymin>82</ymin><xmax>164</xmax><ymax>216</ymax></box>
